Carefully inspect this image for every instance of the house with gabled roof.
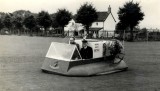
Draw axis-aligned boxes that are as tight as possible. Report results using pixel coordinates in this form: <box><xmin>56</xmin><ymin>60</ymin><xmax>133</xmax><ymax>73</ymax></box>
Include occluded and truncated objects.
<box><xmin>89</xmin><ymin>12</ymin><xmax>109</xmax><ymax>37</ymax></box>
<box><xmin>90</xmin><ymin>5</ymin><xmax>116</xmax><ymax>38</ymax></box>
<box><xmin>64</xmin><ymin>5</ymin><xmax>116</xmax><ymax>38</ymax></box>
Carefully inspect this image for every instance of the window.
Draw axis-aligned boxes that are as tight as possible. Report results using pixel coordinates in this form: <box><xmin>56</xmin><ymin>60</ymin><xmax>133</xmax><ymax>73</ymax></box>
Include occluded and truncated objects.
<box><xmin>46</xmin><ymin>42</ymin><xmax>82</xmax><ymax>61</ymax></box>
<box><xmin>96</xmin><ymin>22</ymin><xmax>98</xmax><ymax>26</ymax></box>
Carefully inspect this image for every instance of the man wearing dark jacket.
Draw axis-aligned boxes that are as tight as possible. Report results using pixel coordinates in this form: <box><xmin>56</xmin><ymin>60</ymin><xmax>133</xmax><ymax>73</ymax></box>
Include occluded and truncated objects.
<box><xmin>80</xmin><ymin>39</ymin><xmax>93</xmax><ymax>59</ymax></box>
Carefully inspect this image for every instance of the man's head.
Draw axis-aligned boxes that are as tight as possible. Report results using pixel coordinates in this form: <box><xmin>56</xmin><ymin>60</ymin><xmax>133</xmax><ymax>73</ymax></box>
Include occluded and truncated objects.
<box><xmin>69</xmin><ymin>37</ymin><xmax>75</xmax><ymax>44</ymax></box>
<box><xmin>82</xmin><ymin>39</ymin><xmax>88</xmax><ymax>48</ymax></box>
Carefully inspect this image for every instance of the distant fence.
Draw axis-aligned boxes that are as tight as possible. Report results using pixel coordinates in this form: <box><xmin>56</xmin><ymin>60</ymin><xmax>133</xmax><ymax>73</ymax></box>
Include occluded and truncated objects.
<box><xmin>65</xmin><ymin>30</ymin><xmax>116</xmax><ymax>39</ymax></box>
<box><xmin>116</xmin><ymin>30</ymin><xmax>160</xmax><ymax>41</ymax></box>
<box><xmin>99</xmin><ymin>31</ymin><xmax>116</xmax><ymax>38</ymax></box>
<box><xmin>1</xmin><ymin>28</ymin><xmax>160</xmax><ymax>41</ymax></box>
<box><xmin>146</xmin><ymin>31</ymin><xmax>160</xmax><ymax>41</ymax></box>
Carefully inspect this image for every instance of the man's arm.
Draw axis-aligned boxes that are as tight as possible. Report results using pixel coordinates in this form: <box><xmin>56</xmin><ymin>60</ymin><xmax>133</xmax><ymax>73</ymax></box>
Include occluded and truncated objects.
<box><xmin>89</xmin><ymin>47</ymin><xmax>93</xmax><ymax>59</ymax></box>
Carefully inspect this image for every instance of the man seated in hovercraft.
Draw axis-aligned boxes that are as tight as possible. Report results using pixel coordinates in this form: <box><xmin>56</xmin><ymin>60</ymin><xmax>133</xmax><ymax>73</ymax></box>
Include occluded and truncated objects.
<box><xmin>80</xmin><ymin>39</ymin><xmax>93</xmax><ymax>59</ymax></box>
<box><xmin>69</xmin><ymin>36</ymin><xmax>80</xmax><ymax>51</ymax></box>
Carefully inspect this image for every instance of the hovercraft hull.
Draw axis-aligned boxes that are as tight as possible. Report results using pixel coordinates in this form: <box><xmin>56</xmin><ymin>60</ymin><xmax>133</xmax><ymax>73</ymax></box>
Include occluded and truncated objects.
<box><xmin>41</xmin><ymin>57</ymin><xmax>128</xmax><ymax>76</ymax></box>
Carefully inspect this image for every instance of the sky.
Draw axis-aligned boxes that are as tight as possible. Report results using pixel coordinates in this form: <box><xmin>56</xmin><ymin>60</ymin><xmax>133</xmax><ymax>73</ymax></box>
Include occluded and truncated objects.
<box><xmin>0</xmin><ymin>0</ymin><xmax>160</xmax><ymax>29</ymax></box>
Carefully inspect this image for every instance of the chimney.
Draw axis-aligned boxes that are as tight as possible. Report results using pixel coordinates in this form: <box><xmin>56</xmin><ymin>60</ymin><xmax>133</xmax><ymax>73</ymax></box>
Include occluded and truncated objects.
<box><xmin>108</xmin><ymin>5</ymin><xmax>111</xmax><ymax>14</ymax></box>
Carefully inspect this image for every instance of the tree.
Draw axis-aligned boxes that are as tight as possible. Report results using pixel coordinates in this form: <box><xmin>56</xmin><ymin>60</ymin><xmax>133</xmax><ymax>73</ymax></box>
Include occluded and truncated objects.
<box><xmin>115</xmin><ymin>22</ymin><xmax>127</xmax><ymax>39</ymax></box>
<box><xmin>76</xmin><ymin>2</ymin><xmax>98</xmax><ymax>35</ymax></box>
<box><xmin>0</xmin><ymin>19</ymin><xmax>4</xmax><ymax>30</ymax></box>
<box><xmin>0</xmin><ymin>12</ymin><xmax>6</xmax><ymax>19</ymax></box>
<box><xmin>13</xmin><ymin>17</ymin><xmax>23</xmax><ymax>35</ymax></box>
<box><xmin>117</xmin><ymin>1</ymin><xmax>144</xmax><ymax>41</ymax></box>
<box><xmin>12</xmin><ymin>10</ymin><xmax>31</xmax><ymax>19</ymax></box>
<box><xmin>115</xmin><ymin>22</ymin><xmax>127</xmax><ymax>33</ymax></box>
<box><xmin>50</xmin><ymin>13</ymin><xmax>59</xmax><ymax>29</ymax></box>
<box><xmin>139</xmin><ymin>28</ymin><xmax>147</xmax><ymax>39</ymax></box>
<box><xmin>3</xmin><ymin>14</ymin><xmax>13</xmax><ymax>34</ymax></box>
<box><xmin>12</xmin><ymin>10</ymin><xmax>32</xmax><ymax>34</ymax></box>
<box><xmin>23</xmin><ymin>15</ymin><xmax>36</xmax><ymax>36</ymax></box>
<box><xmin>36</xmin><ymin>11</ymin><xmax>52</xmax><ymax>36</ymax></box>
<box><xmin>0</xmin><ymin>19</ymin><xmax>4</xmax><ymax>34</ymax></box>
<box><xmin>55</xmin><ymin>9</ymin><xmax>72</xmax><ymax>35</ymax></box>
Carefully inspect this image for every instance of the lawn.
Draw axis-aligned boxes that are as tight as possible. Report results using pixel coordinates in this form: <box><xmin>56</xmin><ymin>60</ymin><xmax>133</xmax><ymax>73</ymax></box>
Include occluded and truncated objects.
<box><xmin>0</xmin><ymin>35</ymin><xmax>160</xmax><ymax>91</ymax></box>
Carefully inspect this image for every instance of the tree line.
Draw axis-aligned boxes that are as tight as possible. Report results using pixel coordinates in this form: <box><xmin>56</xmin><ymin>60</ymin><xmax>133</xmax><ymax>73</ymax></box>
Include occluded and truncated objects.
<box><xmin>0</xmin><ymin>1</ymin><xmax>145</xmax><ymax>41</ymax></box>
<box><xmin>0</xmin><ymin>9</ymin><xmax>72</xmax><ymax>36</ymax></box>
<box><xmin>0</xmin><ymin>2</ymin><xmax>98</xmax><ymax>37</ymax></box>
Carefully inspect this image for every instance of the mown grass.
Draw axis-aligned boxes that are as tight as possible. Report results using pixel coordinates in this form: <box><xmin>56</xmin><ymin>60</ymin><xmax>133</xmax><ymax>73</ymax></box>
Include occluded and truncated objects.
<box><xmin>0</xmin><ymin>35</ymin><xmax>160</xmax><ymax>91</ymax></box>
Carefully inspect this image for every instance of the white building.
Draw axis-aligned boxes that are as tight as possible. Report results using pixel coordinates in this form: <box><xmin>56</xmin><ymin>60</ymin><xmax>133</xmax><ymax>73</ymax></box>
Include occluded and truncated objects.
<box><xmin>90</xmin><ymin>5</ymin><xmax>116</xmax><ymax>38</ymax></box>
<box><xmin>64</xmin><ymin>19</ymin><xmax>84</xmax><ymax>36</ymax></box>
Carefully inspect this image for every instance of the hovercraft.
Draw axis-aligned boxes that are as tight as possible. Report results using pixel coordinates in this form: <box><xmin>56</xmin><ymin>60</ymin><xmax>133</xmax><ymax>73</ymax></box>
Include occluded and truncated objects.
<box><xmin>41</xmin><ymin>39</ymin><xmax>128</xmax><ymax>76</ymax></box>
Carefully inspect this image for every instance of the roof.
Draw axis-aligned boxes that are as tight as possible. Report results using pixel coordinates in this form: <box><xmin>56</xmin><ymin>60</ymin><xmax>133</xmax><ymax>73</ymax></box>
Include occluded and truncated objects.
<box><xmin>96</xmin><ymin>12</ymin><xmax>109</xmax><ymax>22</ymax></box>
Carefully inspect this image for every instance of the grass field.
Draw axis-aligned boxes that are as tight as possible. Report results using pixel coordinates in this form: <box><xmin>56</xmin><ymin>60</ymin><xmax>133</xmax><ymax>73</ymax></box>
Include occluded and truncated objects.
<box><xmin>0</xmin><ymin>35</ymin><xmax>160</xmax><ymax>91</ymax></box>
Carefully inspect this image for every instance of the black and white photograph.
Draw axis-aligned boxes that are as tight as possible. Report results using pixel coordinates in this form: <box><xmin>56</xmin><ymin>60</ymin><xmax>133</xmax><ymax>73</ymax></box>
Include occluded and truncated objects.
<box><xmin>0</xmin><ymin>0</ymin><xmax>160</xmax><ymax>91</ymax></box>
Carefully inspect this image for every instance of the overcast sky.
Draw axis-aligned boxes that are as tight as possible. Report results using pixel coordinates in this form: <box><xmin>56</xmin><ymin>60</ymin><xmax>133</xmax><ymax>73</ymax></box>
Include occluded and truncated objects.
<box><xmin>0</xmin><ymin>0</ymin><xmax>160</xmax><ymax>29</ymax></box>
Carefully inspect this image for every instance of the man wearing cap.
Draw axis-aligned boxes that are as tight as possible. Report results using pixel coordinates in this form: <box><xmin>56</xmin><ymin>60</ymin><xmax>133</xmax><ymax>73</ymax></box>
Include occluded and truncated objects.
<box><xmin>80</xmin><ymin>39</ymin><xmax>93</xmax><ymax>59</ymax></box>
